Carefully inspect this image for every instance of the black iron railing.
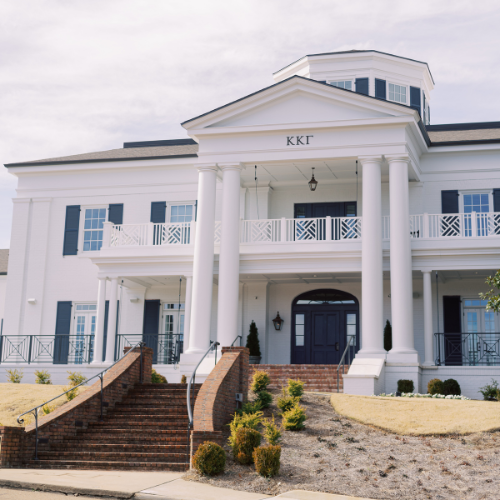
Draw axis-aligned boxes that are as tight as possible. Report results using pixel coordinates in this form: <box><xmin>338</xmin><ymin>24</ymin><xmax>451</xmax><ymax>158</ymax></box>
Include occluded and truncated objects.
<box><xmin>435</xmin><ymin>332</ymin><xmax>500</xmax><ymax>366</ymax></box>
<box><xmin>231</xmin><ymin>335</ymin><xmax>242</xmax><ymax>347</ymax></box>
<box><xmin>0</xmin><ymin>335</ymin><xmax>94</xmax><ymax>364</ymax></box>
<box><xmin>336</xmin><ymin>336</ymin><xmax>355</xmax><ymax>392</ymax></box>
<box><xmin>116</xmin><ymin>334</ymin><xmax>182</xmax><ymax>365</ymax></box>
<box><xmin>17</xmin><ymin>342</ymin><xmax>145</xmax><ymax>461</ymax></box>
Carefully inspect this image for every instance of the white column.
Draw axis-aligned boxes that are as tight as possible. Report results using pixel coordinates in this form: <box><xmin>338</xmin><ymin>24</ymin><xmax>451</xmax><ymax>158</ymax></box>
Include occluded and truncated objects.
<box><xmin>217</xmin><ymin>164</ymin><xmax>243</xmax><ymax>347</ymax></box>
<box><xmin>105</xmin><ymin>278</ymin><xmax>119</xmax><ymax>364</ymax></box>
<box><xmin>387</xmin><ymin>155</ymin><xmax>419</xmax><ymax>363</ymax></box>
<box><xmin>357</xmin><ymin>156</ymin><xmax>386</xmax><ymax>358</ymax></box>
<box><xmin>186</xmin><ymin>165</ymin><xmax>217</xmax><ymax>354</ymax></box>
<box><xmin>422</xmin><ymin>270</ymin><xmax>434</xmax><ymax>365</ymax></box>
<box><xmin>183</xmin><ymin>274</ymin><xmax>193</xmax><ymax>351</ymax></box>
<box><xmin>92</xmin><ymin>278</ymin><xmax>107</xmax><ymax>364</ymax></box>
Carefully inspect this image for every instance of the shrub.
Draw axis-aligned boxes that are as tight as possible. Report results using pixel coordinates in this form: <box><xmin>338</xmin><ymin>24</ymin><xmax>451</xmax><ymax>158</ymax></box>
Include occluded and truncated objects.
<box><xmin>6</xmin><ymin>369</ymin><xmax>23</xmax><ymax>383</ymax></box>
<box><xmin>192</xmin><ymin>441</ymin><xmax>226</xmax><ymax>476</ymax></box>
<box><xmin>151</xmin><ymin>369</ymin><xmax>167</xmax><ymax>384</ymax></box>
<box><xmin>41</xmin><ymin>404</ymin><xmax>55</xmax><ymax>416</ymax></box>
<box><xmin>263</xmin><ymin>415</ymin><xmax>282</xmax><ymax>445</ymax></box>
<box><xmin>479</xmin><ymin>379</ymin><xmax>499</xmax><ymax>400</ymax></box>
<box><xmin>277</xmin><ymin>392</ymin><xmax>300</xmax><ymax>414</ymax></box>
<box><xmin>253</xmin><ymin>445</ymin><xmax>281</xmax><ymax>477</ymax></box>
<box><xmin>233</xmin><ymin>427</ymin><xmax>261</xmax><ymax>464</ymax></box>
<box><xmin>64</xmin><ymin>386</ymin><xmax>79</xmax><ymax>401</ymax></box>
<box><xmin>251</xmin><ymin>370</ymin><xmax>270</xmax><ymax>393</ymax></box>
<box><xmin>427</xmin><ymin>378</ymin><xmax>444</xmax><ymax>395</ymax></box>
<box><xmin>180</xmin><ymin>374</ymin><xmax>187</xmax><ymax>384</ymax></box>
<box><xmin>287</xmin><ymin>379</ymin><xmax>304</xmax><ymax>398</ymax></box>
<box><xmin>67</xmin><ymin>371</ymin><xmax>87</xmax><ymax>387</ymax></box>
<box><xmin>282</xmin><ymin>403</ymin><xmax>307</xmax><ymax>431</ymax></box>
<box><xmin>384</xmin><ymin>320</ymin><xmax>392</xmax><ymax>351</ymax></box>
<box><xmin>246</xmin><ymin>320</ymin><xmax>261</xmax><ymax>357</ymax></box>
<box><xmin>229</xmin><ymin>411</ymin><xmax>263</xmax><ymax>448</ymax></box>
<box><xmin>397</xmin><ymin>379</ymin><xmax>414</xmax><ymax>393</ymax></box>
<box><xmin>236</xmin><ymin>400</ymin><xmax>263</xmax><ymax>416</ymax></box>
<box><xmin>34</xmin><ymin>370</ymin><xmax>52</xmax><ymax>385</ymax></box>
<box><xmin>256</xmin><ymin>390</ymin><xmax>272</xmax><ymax>409</ymax></box>
<box><xmin>442</xmin><ymin>379</ymin><xmax>461</xmax><ymax>396</ymax></box>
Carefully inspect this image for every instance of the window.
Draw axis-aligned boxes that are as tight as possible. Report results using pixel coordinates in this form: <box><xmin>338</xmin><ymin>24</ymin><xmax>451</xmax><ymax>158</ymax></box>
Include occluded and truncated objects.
<box><xmin>170</xmin><ymin>205</ymin><xmax>194</xmax><ymax>223</ymax></box>
<box><xmin>83</xmin><ymin>208</ymin><xmax>106</xmax><ymax>251</ymax></box>
<box><xmin>295</xmin><ymin>314</ymin><xmax>305</xmax><ymax>346</ymax></box>
<box><xmin>461</xmin><ymin>192</ymin><xmax>491</xmax><ymax>237</ymax></box>
<box><xmin>73</xmin><ymin>304</ymin><xmax>97</xmax><ymax>363</ymax></box>
<box><xmin>346</xmin><ymin>313</ymin><xmax>357</xmax><ymax>347</ymax></box>
<box><xmin>328</xmin><ymin>80</ymin><xmax>352</xmax><ymax>90</ymax></box>
<box><xmin>160</xmin><ymin>303</ymin><xmax>184</xmax><ymax>364</ymax></box>
<box><xmin>388</xmin><ymin>83</ymin><xmax>407</xmax><ymax>104</ymax></box>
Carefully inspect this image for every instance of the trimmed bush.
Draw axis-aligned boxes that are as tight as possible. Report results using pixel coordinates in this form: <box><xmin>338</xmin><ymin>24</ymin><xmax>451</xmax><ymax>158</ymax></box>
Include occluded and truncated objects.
<box><xmin>236</xmin><ymin>400</ymin><xmax>263</xmax><ymax>416</ymax></box>
<box><xmin>151</xmin><ymin>369</ymin><xmax>167</xmax><ymax>384</ymax></box>
<box><xmin>192</xmin><ymin>441</ymin><xmax>226</xmax><ymax>476</ymax></box>
<box><xmin>287</xmin><ymin>379</ymin><xmax>304</xmax><ymax>398</ymax></box>
<box><xmin>277</xmin><ymin>393</ymin><xmax>299</xmax><ymax>414</ymax></box>
<box><xmin>64</xmin><ymin>386</ymin><xmax>79</xmax><ymax>401</ymax></box>
<box><xmin>427</xmin><ymin>378</ymin><xmax>444</xmax><ymax>395</ymax></box>
<box><xmin>34</xmin><ymin>370</ymin><xmax>52</xmax><ymax>385</ymax></box>
<box><xmin>479</xmin><ymin>379</ymin><xmax>499</xmax><ymax>400</ymax></box>
<box><xmin>229</xmin><ymin>411</ymin><xmax>263</xmax><ymax>448</ymax></box>
<box><xmin>256</xmin><ymin>390</ymin><xmax>273</xmax><ymax>409</ymax></box>
<box><xmin>6</xmin><ymin>369</ymin><xmax>23</xmax><ymax>384</ymax></box>
<box><xmin>263</xmin><ymin>415</ymin><xmax>282</xmax><ymax>445</ymax></box>
<box><xmin>282</xmin><ymin>403</ymin><xmax>307</xmax><ymax>431</ymax></box>
<box><xmin>180</xmin><ymin>374</ymin><xmax>187</xmax><ymax>384</ymax></box>
<box><xmin>246</xmin><ymin>320</ymin><xmax>261</xmax><ymax>357</ymax></box>
<box><xmin>442</xmin><ymin>379</ymin><xmax>461</xmax><ymax>396</ymax></box>
<box><xmin>397</xmin><ymin>379</ymin><xmax>414</xmax><ymax>393</ymax></box>
<box><xmin>67</xmin><ymin>371</ymin><xmax>87</xmax><ymax>387</ymax></box>
<box><xmin>253</xmin><ymin>445</ymin><xmax>281</xmax><ymax>477</ymax></box>
<box><xmin>233</xmin><ymin>427</ymin><xmax>261</xmax><ymax>464</ymax></box>
<box><xmin>251</xmin><ymin>370</ymin><xmax>270</xmax><ymax>393</ymax></box>
<box><xmin>384</xmin><ymin>320</ymin><xmax>392</xmax><ymax>352</ymax></box>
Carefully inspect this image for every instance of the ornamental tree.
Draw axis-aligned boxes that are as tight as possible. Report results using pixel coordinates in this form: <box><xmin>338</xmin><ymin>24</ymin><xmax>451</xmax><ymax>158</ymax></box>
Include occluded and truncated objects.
<box><xmin>480</xmin><ymin>270</ymin><xmax>500</xmax><ymax>312</ymax></box>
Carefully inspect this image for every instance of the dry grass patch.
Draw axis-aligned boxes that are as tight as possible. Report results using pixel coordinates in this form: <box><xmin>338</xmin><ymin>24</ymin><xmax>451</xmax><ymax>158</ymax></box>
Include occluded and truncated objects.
<box><xmin>0</xmin><ymin>383</ymin><xmax>88</xmax><ymax>426</ymax></box>
<box><xmin>331</xmin><ymin>393</ymin><xmax>500</xmax><ymax>435</ymax></box>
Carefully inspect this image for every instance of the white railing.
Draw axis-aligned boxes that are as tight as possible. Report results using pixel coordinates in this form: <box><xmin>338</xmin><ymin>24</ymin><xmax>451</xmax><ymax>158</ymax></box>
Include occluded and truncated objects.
<box><xmin>240</xmin><ymin>219</ymin><xmax>281</xmax><ymax>243</ymax></box>
<box><xmin>428</xmin><ymin>212</ymin><xmax>500</xmax><ymax>238</ymax></box>
<box><xmin>109</xmin><ymin>222</ymin><xmax>193</xmax><ymax>247</ymax></box>
<box><xmin>214</xmin><ymin>221</ymin><xmax>222</xmax><ymax>244</ymax></box>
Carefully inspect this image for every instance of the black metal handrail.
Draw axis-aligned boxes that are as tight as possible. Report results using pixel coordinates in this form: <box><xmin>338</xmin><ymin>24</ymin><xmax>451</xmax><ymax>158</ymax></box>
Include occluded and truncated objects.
<box><xmin>186</xmin><ymin>342</ymin><xmax>219</xmax><ymax>463</ymax></box>
<box><xmin>231</xmin><ymin>335</ymin><xmax>242</xmax><ymax>347</ymax></box>
<box><xmin>17</xmin><ymin>341</ymin><xmax>145</xmax><ymax>461</ymax></box>
<box><xmin>434</xmin><ymin>332</ymin><xmax>500</xmax><ymax>366</ymax></box>
<box><xmin>336</xmin><ymin>336</ymin><xmax>354</xmax><ymax>393</ymax></box>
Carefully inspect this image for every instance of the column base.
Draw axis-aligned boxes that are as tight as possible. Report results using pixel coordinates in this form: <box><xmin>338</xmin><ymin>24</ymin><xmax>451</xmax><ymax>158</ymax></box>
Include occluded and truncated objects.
<box><xmin>355</xmin><ymin>349</ymin><xmax>387</xmax><ymax>359</ymax></box>
<box><xmin>422</xmin><ymin>360</ymin><xmax>436</xmax><ymax>367</ymax></box>
<box><xmin>386</xmin><ymin>349</ymin><xmax>420</xmax><ymax>364</ymax></box>
<box><xmin>343</xmin><ymin>358</ymin><xmax>386</xmax><ymax>395</ymax></box>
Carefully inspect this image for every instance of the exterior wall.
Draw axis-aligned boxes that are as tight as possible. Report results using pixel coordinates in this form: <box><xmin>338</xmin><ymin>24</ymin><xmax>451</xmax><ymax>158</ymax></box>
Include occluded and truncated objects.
<box><xmin>0</xmin><ymin>274</ymin><xmax>7</xmax><ymax>329</ymax></box>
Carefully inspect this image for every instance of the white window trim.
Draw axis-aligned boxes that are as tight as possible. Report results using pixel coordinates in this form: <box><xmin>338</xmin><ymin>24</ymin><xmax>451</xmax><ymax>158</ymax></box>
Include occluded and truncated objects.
<box><xmin>167</xmin><ymin>202</ymin><xmax>196</xmax><ymax>224</ymax></box>
<box><xmin>72</xmin><ymin>302</ymin><xmax>97</xmax><ymax>337</ymax></box>
<box><xmin>459</xmin><ymin>190</ymin><xmax>493</xmax><ymax>214</ymax></box>
<box><xmin>79</xmin><ymin>205</ymin><xmax>108</xmax><ymax>254</ymax></box>
<box><xmin>387</xmin><ymin>82</ymin><xmax>409</xmax><ymax>105</ymax></box>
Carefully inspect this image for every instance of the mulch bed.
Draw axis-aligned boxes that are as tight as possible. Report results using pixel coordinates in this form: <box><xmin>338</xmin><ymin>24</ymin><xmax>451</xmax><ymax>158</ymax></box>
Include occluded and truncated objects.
<box><xmin>186</xmin><ymin>391</ymin><xmax>500</xmax><ymax>499</ymax></box>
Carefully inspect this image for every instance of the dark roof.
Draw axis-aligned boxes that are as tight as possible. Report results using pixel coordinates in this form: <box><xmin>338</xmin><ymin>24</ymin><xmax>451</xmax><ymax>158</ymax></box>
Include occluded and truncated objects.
<box><xmin>426</xmin><ymin>121</ymin><xmax>500</xmax><ymax>146</ymax></box>
<box><xmin>0</xmin><ymin>249</ymin><xmax>8</xmax><ymax>275</ymax></box>
<box><xmin>5</xmin><ymin>142</ymin><xmax>198</xmax><ymax>167</ymax></box>
<box><xmin>273</xmin><ymin>50</ymin><xmax>435</xmax><ymax>84</ymax></box>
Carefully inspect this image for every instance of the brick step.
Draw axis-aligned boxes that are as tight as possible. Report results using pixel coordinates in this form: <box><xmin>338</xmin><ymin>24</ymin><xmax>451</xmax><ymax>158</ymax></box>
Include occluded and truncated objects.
<box><xmin>28</xmin><ymin>460</ymin><xmax>189</xmax><ymax>471</ymax></box>
<box><xmin>69</xmin><ymin>434</ymin><xmax>188</xmax><ymax>445</ymax></box>
<box><xmin>37</xmin><ymin>451</ymin><xmax>188</xmax><ymax>462</ymax></box>
<box><xmin>114</xmin><ymin>402</ymin><xmax>191</xmax><ymax>409</ymax></box>
<box><xmin>124</xmin><ymin>395</ymin><xmax>196</xmax><ymax>402</ymax></box>
<box><xmin>108</xmin><ymin>407</ymin><xmax>189</xmax><ymax>415</ymax></box>
<box><xmin>48</xmin><ymin>443</ymin><xmax>188</xmax><ymax>453</ymax></box>
<box><xmin>94</xmin><ymin>415</ymin><xmax>189</xmax><ymax>423</ymax></box>
<box><xmin>88</xmin><ymin>424</ymin><xmax>189</xmax><ymax>432</ymax></box>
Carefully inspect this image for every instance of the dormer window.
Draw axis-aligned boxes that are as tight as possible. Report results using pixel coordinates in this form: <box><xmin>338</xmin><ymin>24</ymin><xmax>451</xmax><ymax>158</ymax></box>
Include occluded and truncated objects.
<box><xmin>388</xmin><ymin>83</ymin><xmax>407</xmax><ymax>104</ymax></box>
<box><xmin>328</xmin><ymin>80</ymin><xmax>352</xmax><ymax>91</ymax></box>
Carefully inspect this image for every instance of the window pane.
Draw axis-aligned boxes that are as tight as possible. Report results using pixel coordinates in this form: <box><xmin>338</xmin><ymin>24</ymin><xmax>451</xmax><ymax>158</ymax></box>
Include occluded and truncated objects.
<box><xmin>99</xmin><ymin>208</ymin><xmax>106</xmax><ymax>218</ymax></box>
<box><xmin>296</xmin><ymin>324</ymin><xmax>304</xmax><ymax>336</ymax></box>
<box><xmin>481</xmin><ymin>194</ymin><xmax>489</xmax><ymax>204</ymax></box>
<box><xmin>464</xmin><ymin>194</ymin><xmax>471</xmax><ymax>205</ymax></box>
<box><xmin>345</xmin><ymin>81</ymin><xmax>352</xmax><ymax>90</ymax></box>
<box><xmin>464</xmin><ymin>300</ymin><xmax>472</xmax><ymax>306</ymax></box>
<box><xmin>347</xmin><ymin>313</ymin><xmax>356</xmax><ymax>325</ymax></box>
<box><xmin>295</xmin><ymin>314</ymin><xmax>304</xmax><ymax>325</ymax></box>
<box><xmin>85</xmin><ymin>209</ymin><xmax>92</xmax><ymax>218</ymax></box>
<box><xmin>347</xmin><ymin>325</ymin><xmax>356</xmax><ymax>336</ymax></box>
<box><xmin>296</xmin><ymin>336</ymin><xmax>304</xmax><ymax>347</ymax></box>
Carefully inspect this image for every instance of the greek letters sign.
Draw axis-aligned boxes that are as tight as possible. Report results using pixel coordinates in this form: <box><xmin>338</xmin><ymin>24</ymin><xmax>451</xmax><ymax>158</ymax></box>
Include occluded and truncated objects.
<box><xmin>287</xmin><ymin>135</ymin><xmax>313</xmax><ymax>146</ymax></box>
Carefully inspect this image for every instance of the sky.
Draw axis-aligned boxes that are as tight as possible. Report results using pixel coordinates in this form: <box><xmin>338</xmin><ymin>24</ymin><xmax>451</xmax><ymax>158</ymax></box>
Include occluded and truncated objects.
<box><xmin>1</xmin><ymin>0</ymin><xmax>500</xmax><ymax>247</ymax></box>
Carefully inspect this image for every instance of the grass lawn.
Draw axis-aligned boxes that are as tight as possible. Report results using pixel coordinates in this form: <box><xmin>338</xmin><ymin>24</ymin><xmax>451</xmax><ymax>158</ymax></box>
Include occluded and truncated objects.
<box><xmin>331</xmin><ymin>393</ymin><xmax>500</xmax><ymax>435</ymax></box>
<box><xmin>0</xmin><ymin>383</ymin><xmax>88</xmax><ymax>426</ymax></box>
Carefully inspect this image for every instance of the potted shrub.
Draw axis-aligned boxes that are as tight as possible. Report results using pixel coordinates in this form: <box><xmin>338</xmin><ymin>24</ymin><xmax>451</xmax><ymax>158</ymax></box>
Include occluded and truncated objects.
<box><xmin>246</xmin><ymin>320</ymin><xmax>261</xmax><ymax>364</ymax></box>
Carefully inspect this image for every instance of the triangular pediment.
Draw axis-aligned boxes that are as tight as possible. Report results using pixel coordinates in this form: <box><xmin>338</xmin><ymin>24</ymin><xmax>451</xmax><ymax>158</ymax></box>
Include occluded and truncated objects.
<box><xmin>182</xmin><ymin>76</ymin><xmax>416</xmax><ymax>131</ymax></box>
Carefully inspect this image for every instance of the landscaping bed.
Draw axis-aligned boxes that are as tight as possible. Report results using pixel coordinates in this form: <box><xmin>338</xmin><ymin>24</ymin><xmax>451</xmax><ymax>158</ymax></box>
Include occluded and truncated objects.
<box><xmin>187</xmin><ymin>390</ymin><xmax>500</xmax><ymax>499</ymax></box>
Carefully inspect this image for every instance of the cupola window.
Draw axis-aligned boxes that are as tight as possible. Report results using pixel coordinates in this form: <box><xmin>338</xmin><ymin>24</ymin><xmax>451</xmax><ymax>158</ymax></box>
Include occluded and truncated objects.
<box><xmin>388</xmin><ymin>83</ymin><xmax>407</xmax><ymax>104</ymax></box>
<box><xmin>328</xmin><ymin>80</ymin><xmax>352</xmax><ymax>90</ymax></box>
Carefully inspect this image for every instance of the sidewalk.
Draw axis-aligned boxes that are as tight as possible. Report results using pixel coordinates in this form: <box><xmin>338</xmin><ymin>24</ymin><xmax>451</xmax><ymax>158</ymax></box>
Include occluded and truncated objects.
<box><xmin>0</xmin><ymin>468</ymin><xmax>376</xmax><ymax>500</ymax></box>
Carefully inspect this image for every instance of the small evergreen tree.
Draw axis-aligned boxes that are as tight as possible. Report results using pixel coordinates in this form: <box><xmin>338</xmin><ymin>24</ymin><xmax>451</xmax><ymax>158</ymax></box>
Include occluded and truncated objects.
<box><xmin>384</xmin><ymin>320</ymin><xmax>392</xmax><ymax>352</ymax></box>
<box><xmin>246</xmin><ymin>321</ymin><xmax>261</xmax><ymax>357</ymax></box>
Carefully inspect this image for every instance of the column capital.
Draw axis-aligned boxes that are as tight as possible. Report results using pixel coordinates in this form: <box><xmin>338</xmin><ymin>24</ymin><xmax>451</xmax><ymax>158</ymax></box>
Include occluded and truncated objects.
<box><xmin>385</xmin><ymin>154</ymin><xmax>411</xmax><ymax>165</ymax></box>
<box><xmin>357</xmin><ymin>155</ymin><xmax>383</xmax><ymax>166</ymax></box>
<box><xmin>196</xmin><ymin>163</ymin><xmax>218</xmax><ymax>173</ymax></box>
<box><xmin>420</xmin><ymin>269</ymin><xmax>433</xmax><ymax>275</ymax></box>
<box><xmin>217</xmin><ymin>162</ymin><xmax>245</xmax><ymax>171</ymax></box>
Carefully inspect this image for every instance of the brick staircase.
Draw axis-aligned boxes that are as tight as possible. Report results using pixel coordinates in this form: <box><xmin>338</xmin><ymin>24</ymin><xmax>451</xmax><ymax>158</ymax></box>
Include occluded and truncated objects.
<box><xmin>249</xmin><ymin>364</ymin><xmax>349</xmax><ymax>393</ymax></box>
<box><xmin>30</xmin><ymin>383</ymin><xmax>201</xmax><ymax>471</ymax></box>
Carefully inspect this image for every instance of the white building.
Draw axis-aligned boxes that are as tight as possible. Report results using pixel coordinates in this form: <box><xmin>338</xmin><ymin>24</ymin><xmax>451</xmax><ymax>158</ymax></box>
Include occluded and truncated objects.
<box><xmin>2</xmin><ymin>50</ymin><xmax>500</xmax><ymax>397</ymax></box>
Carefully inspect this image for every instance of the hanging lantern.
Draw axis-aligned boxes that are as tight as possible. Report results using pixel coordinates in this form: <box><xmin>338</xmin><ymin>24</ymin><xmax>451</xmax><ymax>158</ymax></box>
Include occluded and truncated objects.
<box><xmin>272</xmin><ymin>312</ymin><xmax>284</xmax><ymax>331</ymax></box>
<box><xmin>308</xmin><ymin>167</ymin><xmax>318</xmax><ymax>191</ymax></box>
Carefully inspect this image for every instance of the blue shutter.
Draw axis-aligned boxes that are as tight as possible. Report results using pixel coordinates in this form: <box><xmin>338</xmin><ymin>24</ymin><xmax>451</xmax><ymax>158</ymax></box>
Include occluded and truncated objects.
<box><xmin>54</xmin><ymin>301</ymin><xmax>72</xmax><ymax>364</ymax></box>
<box><xmin>410</xmin><ymin>87</ymin><xmax>421</xmax><ymax>116</ymax></box>
<box><xmin>318</xmin><ymin>80</ymin><xmax>327</xmax><ymax>84</ymax></box>
<box><xmin>422</xmin><ymin>92</ymin><xmax>426</xmax><ymax>124</ymax></box>
<box><xmin>143</xmin><ymin>300</ymin><xmax>160</xmax><ymax>364</ymax></box>
<box><xmin>151</xmin><ymin>202</ymin><xmax>167</xmax><ymax>223</ymax></box>
<box><xmin>441</xmin><ymin>190</ymin><xmax>459</xmax><ymax>214</ymax></box>
<box><xmin>443</xmin><ymin>296</ymin><xmax>462</xmax><ymax>366</ymax></box>
<box><xmin>493</xmin><ymin>189</ymin><xmax>500</xmax><ymax>212</ymax></box>
<box><xmin>375</xmin><ymin>79</ymin><xmax>386</xmax><ymax>99</ymax></box>
<box><xmin>355</xmin><ymin>78</ymin><xmax>369</xmax><ymax>96</ymax></box>
<box><xmin>108</xmin><ymin>204</ymin><xmax>123</xmax><ymax>225</ymax></box>
<box><xmin>63</xmin><ymin>206</ymin><xmax>80</xmax><ymax>256</ymax></box>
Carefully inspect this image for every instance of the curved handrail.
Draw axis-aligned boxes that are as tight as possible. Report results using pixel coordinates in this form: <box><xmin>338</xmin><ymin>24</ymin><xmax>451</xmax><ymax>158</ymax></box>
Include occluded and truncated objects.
<box><xmin>17</xmin><ymin>341</ymin><xmax>145</xmax><ymax>460</ymax></box>
<box><xmin>231</xmin><ymin>335</ymin><xmax>242</xmax><ymax>347</ymax></box>
<box><xmin>336</xmin><ymin>336</ymin><xmax>354</xmax><ymax>393</ymax></box>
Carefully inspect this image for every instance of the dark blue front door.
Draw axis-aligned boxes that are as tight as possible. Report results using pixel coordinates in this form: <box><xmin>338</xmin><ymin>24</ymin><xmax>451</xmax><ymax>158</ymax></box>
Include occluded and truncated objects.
<box><xmin>291</xmin><ymin>289</ymin><xmax>359</xmax><ymax>365</ymax></box>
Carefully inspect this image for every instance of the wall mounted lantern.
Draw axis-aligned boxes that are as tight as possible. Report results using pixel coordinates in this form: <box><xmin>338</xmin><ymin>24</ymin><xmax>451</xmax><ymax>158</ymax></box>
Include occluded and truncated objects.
<box><xmin>308</xmin><ymin>167</ymin><xmax>318</xmax><ymax>191</ymax></box>
<box><xmin>272</xmin><ymin>312</ymin><xmax>284</xmax><ymax>331</ymax></box>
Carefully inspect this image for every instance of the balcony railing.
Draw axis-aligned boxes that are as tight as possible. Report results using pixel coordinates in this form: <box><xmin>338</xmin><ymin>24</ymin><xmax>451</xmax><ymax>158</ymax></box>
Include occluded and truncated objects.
<box><xmin>435</xmin><ymin>332</ymin><xmax>500</xmax><ymax>366</ymax></box>
<box><xmin>115</xmin><ymin>334</ymin><xmax>183</xmax><ymax>365</ymax></box>
<box><xmin>103</xmin><ymin>212</ymin><xmax>500</xmax><ymax>248</ymax></box>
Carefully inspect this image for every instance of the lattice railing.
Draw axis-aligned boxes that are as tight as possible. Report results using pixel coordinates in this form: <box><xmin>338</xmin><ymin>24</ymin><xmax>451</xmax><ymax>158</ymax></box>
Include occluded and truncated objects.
<box><xmin>240</xmin><ymin>220</ymin><xmax>280</xmax><ymax>243</ymax></box>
